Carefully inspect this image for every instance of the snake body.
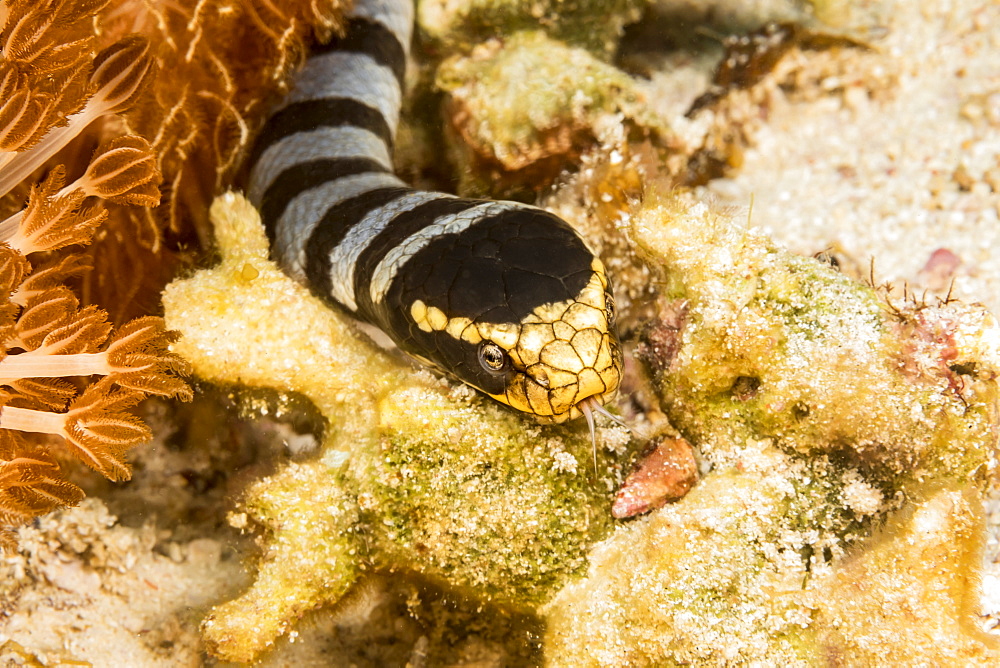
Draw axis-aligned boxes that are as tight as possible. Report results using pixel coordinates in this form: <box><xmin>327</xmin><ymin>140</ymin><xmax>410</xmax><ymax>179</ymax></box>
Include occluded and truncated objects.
<box><xmin>247</xmin><ymin>0</ymin><xmax>622</xmax><ymax>424</ymax></box>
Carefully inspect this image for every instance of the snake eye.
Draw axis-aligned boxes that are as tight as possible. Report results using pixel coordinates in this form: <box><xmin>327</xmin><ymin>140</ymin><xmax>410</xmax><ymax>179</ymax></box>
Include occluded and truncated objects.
<box><xmin>478</xmin><ymin>342</ymin><xmax>508</xmax><ymax>372</ymax></box>
<box><xmin>605</xmin><ymin>295</ymin><xmax>616</xmax><ymax>325</ymax></box>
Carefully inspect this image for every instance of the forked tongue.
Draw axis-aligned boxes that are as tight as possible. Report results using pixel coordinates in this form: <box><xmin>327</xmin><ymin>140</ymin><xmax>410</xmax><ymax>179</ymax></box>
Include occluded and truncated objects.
<box><xmin>578</xmin><ymin>396</ymin><xmax>629</xmax><ymax>476</ymax></box>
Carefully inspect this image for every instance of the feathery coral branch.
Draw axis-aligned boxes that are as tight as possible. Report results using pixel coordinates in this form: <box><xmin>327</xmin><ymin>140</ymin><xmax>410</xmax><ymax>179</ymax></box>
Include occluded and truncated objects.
<box><xmin>3</xmin><ymin>167</ymin><xmax>109</xmax><ymax>253</ymax></box>
<box><xmin>81</xmin><ymin>135</ymin><xmax>161</xmax><ymax>206</ymax></box>
<box><xmin>10</xmin><ymin>254</ymin><xmax>90</xmax><ymax>307</ymax></box>
<box><xmin>0</xmin><ymin>311</ymin><xmax>191</xmax><ymax>400</ymax></box>
<box><xmin>0</xmin><ymin>431</ymin><xmax>84</xmax><ymax>549</ymax></box>
<box><xmin>0</xmin><ymin>380</ymin><xmax>150</xmax><ymax>480</ymax></box>
<box><xmin>0</xmin><ymin>134</ymin><xmax>161</xmax><ymax>241</ymax></box>
<box><xmin>0</xmin><ymin>0</ymin><xmax>189</xmax><ymax>547</ymax></box>
<box><xmin>0</xmin><ymin>35</ymin><xmax>154</xmax><ymax>196</ymax></box>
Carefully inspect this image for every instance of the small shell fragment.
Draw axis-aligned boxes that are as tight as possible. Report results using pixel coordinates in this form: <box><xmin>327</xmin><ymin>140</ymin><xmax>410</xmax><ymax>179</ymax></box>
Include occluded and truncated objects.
<box><xmin>612</xmin><ymin>436</ymin><xmax>698</xmax><ymax>519</ymax></box>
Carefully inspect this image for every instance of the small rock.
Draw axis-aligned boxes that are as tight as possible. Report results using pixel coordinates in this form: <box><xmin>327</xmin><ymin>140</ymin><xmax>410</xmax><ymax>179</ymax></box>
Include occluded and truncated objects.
<box><xmin>186</xmin><ymin>538</ymin><xmax>222</xmax><ymax>569</ymax></box>
<box><xmin>612</xmin><ymin>436</ymin><xmax>698</xmax><ymax>519</ymax></box>
<box><xmin>918</xmin><ymin>247</ymin><xmax>961</xmax><ymax>292</ymax></box>
<box><xmin>42</xmin><ymin>558</ymin><xmax>102</xmax><ymax>595</ymax></box>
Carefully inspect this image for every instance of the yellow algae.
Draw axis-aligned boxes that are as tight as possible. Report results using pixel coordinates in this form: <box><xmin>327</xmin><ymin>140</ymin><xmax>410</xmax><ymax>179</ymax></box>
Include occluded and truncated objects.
<box><xmin>199</xmin><ymin>459</ymin><xmax>361</xmax><ymax>664</ymax></box>
<box><xmin>163</xmin><ymin>193</ymin><xmax>406</xmax><ymax>420</ymax></box>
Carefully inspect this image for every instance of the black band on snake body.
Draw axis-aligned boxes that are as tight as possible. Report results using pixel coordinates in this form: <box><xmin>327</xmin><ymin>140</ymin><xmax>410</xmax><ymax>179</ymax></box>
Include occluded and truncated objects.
<box><xmin>246</xmin><ymin>0</ymin><xmax>623</xmax><ymax>423</ymax></box>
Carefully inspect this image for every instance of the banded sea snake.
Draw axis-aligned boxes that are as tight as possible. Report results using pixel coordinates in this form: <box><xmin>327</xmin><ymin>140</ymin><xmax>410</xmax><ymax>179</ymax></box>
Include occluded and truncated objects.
<box><xmin>246</xmin><ymin>0</ymin><xmax>624</xmax><ymax>437</ymax></box>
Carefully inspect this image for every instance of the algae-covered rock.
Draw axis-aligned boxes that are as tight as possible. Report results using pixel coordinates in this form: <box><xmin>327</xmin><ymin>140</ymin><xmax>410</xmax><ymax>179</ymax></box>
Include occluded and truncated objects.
<box><xmin>418</xmin><ymin>0</ymin><xmax>645</xmax><ymax>56</ymax></box>
<box><xmin>434</xmin><ymin>30</ymin><xmax>674</xmax><ymax>197</ymax></box>
<box><xmin>633</xmin><ymin>192</ymin><xmax>998</xmax><ymax>489</ymax></box>
<box><xmin>163</xmin><ymin>194</ymin><xmax>633</xmax><ymax>662</ymax></box>
<box><xmin>199</xmin><ymin>457</ymin><xmax>362</xmax><ymax>665</ymax></box>
<box><xmin>544</xmin><ymin>447</ymin><xmax>825</xmax><ymax>666</ymax></box>
<box><xmin>812</xmin><ymin>484</ymin><xmax>996</xmax><ymax>662</ymax></box>
<box><xmin>538</xmin><ymin>191</ymin><xmax>1000</xmax><ymax>665</ymax></box>
<box><xmin>358</xmin><ymin>385</ymin><xmax>619</xmax><ymax>604</ymax></box>
<box><xmin>544</xmin><ymin>468</ymin><xmax>999</xmax><ymax>665</ymax></box>
<box><xmin>164</xmin><ymin>189</ymin><xmax>1000</xmax><ymax>665</ymax></box>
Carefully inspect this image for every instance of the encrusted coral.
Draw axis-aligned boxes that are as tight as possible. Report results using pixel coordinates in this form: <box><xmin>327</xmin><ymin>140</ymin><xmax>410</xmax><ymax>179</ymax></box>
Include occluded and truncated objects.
<box><xmin>540</xmin><ymin>192</ymin><xmax>1000</xmax><ymax>665</ymax></box>
<box><xmin>545</xmin><ymin>471</ymin><xmax>997</xmax><ymax>664</ymax></box>
<box><xmin>633</xmin><ymin>192</ymin><xmax>998</xmax><ymax>488</ymax></box>
<box><xmin>163</xmin><ymin>181</ymin><xmax>1000</xmax><ymax>664</ymax></box>
<box><xmin>163</xmin><ymin>193</ymin><xmax>633</xmax><ymax>663</ymax></box>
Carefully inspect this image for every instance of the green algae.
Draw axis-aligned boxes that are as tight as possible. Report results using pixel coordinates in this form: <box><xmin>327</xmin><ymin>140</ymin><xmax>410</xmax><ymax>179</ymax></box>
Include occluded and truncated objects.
<box><xmin>433</xmin><ymin>30</ymin><xmax>672</xmax><ymax>197</ymax></box>
<box><xmin>357</xmin><ymin>386</ymin><xmax>618</xmax><ymax>604</ymax></box>
<box><xmin>417</xmin><ymin>0</ymin><xmax>645</xmax><ymax>56</ymax></box>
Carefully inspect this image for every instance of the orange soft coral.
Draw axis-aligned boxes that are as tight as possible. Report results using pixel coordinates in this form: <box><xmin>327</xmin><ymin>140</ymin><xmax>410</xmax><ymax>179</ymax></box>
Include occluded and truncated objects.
<box><xmin>79</xmin><ymin>0</ymin><xmax>347</xmax><ymax>322</ymax></box>
<box><xmin>0</xmin><ymin>0</ymin><xmax>190</xmax><ymax>548</ymax></box>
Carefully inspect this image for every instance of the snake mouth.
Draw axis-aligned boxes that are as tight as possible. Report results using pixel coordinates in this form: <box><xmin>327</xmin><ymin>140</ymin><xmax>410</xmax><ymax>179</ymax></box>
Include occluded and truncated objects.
<box><xmin>563</xmin><ymin>390</ymin><xmax>614</xmax><ymax>421</ymax></box>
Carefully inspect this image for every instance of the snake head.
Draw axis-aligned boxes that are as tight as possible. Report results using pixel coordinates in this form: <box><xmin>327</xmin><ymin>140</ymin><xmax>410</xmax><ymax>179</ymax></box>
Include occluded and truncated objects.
<box><xmin>402</xmin><ymin>259</ymin><xmax>623</xmax><ymax>422</ymax></box>
<box><xmin>388</xmin><ymin>206</ymin><xmax>623</xmax><ymax>424</ymax></box>
<box><xmin>478</xmin><ymin>259</ymin><xmax>623</xmax><ymax>423</ymax></box>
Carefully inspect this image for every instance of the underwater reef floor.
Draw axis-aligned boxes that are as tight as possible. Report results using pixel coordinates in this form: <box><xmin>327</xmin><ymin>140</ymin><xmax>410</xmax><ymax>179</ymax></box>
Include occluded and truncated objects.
<box><xmin>2</xmin><ymin>0</ymin><xmax>1000</xmax><ymax>665</ymax></box>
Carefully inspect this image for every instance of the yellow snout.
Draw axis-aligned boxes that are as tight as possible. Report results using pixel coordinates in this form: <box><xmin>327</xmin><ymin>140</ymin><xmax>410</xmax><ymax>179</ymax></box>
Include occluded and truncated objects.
<box><xmin>485</xmin><ymin>269</ymin><xmax>623</xmax><ymax>422</ymax></box>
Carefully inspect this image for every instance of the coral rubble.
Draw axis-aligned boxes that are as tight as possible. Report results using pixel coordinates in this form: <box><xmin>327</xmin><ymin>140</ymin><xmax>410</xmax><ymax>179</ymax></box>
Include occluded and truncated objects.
<box><xmin>0</xmin><ymin>497</ymin><xmax>245</xmax><ymax>666</ymax></box>
<box><xmin>434</xmin><ymin>29</ymin><xmax>673</xmax><ymax>198</ymax></box>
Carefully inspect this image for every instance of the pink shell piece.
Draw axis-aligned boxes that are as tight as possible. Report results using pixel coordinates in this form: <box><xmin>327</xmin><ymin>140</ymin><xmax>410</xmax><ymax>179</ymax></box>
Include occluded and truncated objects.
<box><xmin>612</xmin><ymin>436</ymin><xmax>698</xmax><ymax>519</ymax></box>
